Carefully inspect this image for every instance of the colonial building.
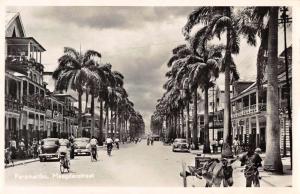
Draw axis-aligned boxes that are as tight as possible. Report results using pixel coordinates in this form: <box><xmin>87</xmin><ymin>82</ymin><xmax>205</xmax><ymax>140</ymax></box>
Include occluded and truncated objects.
<box><xmin>5</xmin><ymin>12</ymin><xmax>79</xmax><ymax>150</ymax></box>
<box><xmin>5</xmin><ymin>12</ymin><xmax>46</xmax><ymax>148</ymax></box>
<box><xmin>53</xmin><ymin>94</ymin><xmax>77</xmax><ymax>137</ymax></box>
<box><xmin>231</xmin><ymin>46</ymin><xmax>292</xmax><ymax>153</ymax></box>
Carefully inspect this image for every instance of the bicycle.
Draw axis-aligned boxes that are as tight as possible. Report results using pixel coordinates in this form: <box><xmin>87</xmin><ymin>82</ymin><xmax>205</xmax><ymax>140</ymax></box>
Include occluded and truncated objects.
<box><xmin>59</xmin><ymin>152</ymin><xmax>70</xmax><ymax>174</ymax></box>
<box><xmin>90</xmin><ymin>147</ymin><xmax>97</xmax><ymax>162</ymax></box>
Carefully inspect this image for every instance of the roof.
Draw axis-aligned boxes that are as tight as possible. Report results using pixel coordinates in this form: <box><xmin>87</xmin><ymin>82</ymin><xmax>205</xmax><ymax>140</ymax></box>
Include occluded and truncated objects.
<box><xmin>53</xmin><ymin>94</ymin><xmax>77</xmax><ymax>101</ymax></box>
<box><xmin>6</xmin><ymin>37</ymin><xmax>46</xmax><ymax>51</ymax></box>
<box><xmin>5</xmin><ymin>12</ymin><xmax>26</xmax><ymax>37</ymax></box>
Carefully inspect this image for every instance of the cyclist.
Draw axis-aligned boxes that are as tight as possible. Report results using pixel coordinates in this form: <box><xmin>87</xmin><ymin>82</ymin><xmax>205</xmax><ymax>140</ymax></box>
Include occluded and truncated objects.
<box><xmin>90</xmin><ymin>136</ymin><xmax>98</xmax><ymax>160</ymax></box>
<box><xmin>114</xmin><ymin>138</ymin><xmax>120</xmax><ymax>149</ymax></box>
<box><xmin>106</xmin><ymin>137</ymin><xmax>113</xmax><ymax>155</ymax></box>
<box><xmin>58</xmin><ymin>140</ymin><xmax>70</xmax><ymax>169</ymax></box>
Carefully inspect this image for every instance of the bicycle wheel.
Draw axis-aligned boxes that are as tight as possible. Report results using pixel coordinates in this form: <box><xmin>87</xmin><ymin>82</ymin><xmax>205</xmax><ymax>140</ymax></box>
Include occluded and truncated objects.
<box><xmin>60</xmin><ymin>163</ymin><xmax>64</xmax><ymax>174</ymax></box>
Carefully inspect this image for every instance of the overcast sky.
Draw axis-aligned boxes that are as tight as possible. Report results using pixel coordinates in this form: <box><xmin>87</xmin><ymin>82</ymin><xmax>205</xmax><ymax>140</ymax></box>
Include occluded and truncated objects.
<box><xmin>7</xmin><ymin>6</ymin><xmax>292</xmax><ymax>133</ymax></box>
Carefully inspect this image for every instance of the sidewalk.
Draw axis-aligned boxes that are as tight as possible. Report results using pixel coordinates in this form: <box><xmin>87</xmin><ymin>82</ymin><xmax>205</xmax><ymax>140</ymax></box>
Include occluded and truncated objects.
<box><xmin>5</xmin><ymin>158</ymin><xmax>39</xmax><ymax>168</ymax></box>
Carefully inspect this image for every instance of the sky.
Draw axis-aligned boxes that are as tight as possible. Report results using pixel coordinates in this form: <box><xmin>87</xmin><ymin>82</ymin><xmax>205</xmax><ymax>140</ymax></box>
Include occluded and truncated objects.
<box><xmin>7</xmin><ymin>6</ymin><xmax>292</xmax><ymax>133</ymax></box>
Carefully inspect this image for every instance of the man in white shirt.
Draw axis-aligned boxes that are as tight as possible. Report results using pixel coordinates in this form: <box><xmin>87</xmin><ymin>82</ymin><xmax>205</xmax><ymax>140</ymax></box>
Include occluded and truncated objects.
<box><xmin>90</xmin><ymin>136</ymin><xmax>98</xmax><ymax>160</ymax></box>
<box><xmin>106</xmin><ymin>137</ymin><xmax>113</xmax><ymax>153</ymax></box>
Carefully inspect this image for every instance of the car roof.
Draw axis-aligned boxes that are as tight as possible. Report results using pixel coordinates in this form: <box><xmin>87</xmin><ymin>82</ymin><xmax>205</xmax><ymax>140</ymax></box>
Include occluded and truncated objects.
<box><xmin>74</xmin><ymin>137</ymin><xmax>89</xmax><ymax>140</ymax></box>
<box><xmin>43</xmin><ymin>138</ymin><xmax>59</xmax><ymax>141</ymax></box>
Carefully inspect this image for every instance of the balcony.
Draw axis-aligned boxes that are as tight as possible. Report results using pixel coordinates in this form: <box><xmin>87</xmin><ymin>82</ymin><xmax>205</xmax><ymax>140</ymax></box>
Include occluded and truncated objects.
<box><xmin>22</xmin><ymin>94</ymin><xmax>46</xmax><ymax>112</ymax></box>
<box><xmin>5</xmin><ymin>97</ymin><xmax>22</xmax><ymax>113</ymax></box>
<box><xmin>232</xmin><ymin>103</ymin><xmax>266</xmax><ymax>118</ymax></box>
<box><xmin>63</xmin><ymin>109</ymin><xmax>76</xmax><ymax>118</ymax></box>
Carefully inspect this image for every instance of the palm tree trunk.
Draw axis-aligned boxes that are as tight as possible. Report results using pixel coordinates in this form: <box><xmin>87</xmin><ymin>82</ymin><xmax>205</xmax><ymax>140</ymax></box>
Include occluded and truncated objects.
<box><xmin>203</xmin><ymin>86</ymin><xmax>211</xmax><ymax>153</ymax></box>
<box><xmin>106</xmin><ymin>103</ymin><xmax>109</xmax><ymax>138</ymax></box>
<box><xmin>222</xmin><ymin>22</ymin><xmax>233</xmax><ymax>158</ymax></box>
<box><xmin>181</xmin><ymin>108</ymin><xmax>185</xmax><ymax>138</ymax></box>
<box><xmin>78</xmin><ymin>92</ymin><xmax>83</xmax><ymax>137</ymax></box>
<box><xmin>91</xmin><ymin>93</ymin><xmax>95</xmax><ymax>138</ymax></box>
<box><xmin>192</xmin><ymin>90</ymin><xmax>199</xmax><ymax>150</ymax></box>
<box><xmin>85</xmin><ymin>89</ymin><xmax>89</xmax><ymax>113</ymax></box>
<box><xmin>264</xmin><ymin>7</ymin><xmax>283</xmax><ymax>174</ymax></box>
<box><xmin>99</xmin><ymin>99</ymin><xmax>103</xmax><ymax>144</ymax></box>
<box><xmin>186</xmin><ymin>101</ymin><xmax>191</xmax><ymax>145</ymax></box>
<box><xmin>111</xmin><ymin>108</ymin><xmax>114</xmax><ymax>138</ymax></box>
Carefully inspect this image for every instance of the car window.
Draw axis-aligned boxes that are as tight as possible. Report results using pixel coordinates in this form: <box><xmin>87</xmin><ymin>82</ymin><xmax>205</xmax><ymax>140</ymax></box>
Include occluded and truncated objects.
<box><xmin>44</xmin><ymin>140</ymin><xmax>58</xmax><ymax>146</ymax></box>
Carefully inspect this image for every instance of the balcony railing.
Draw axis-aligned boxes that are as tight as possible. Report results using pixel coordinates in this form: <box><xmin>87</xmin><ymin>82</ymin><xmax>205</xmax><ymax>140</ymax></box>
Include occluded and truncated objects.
<box><xmin>5</xmin><ymin>97</ymin><xmax>22</xmax><ymax>112</ymax></box>
<box><xmin>63</xmin><ymin>109</ymin><xmax>76</xmax><ymax>118</ymax></box>
<box><xmin>22</xmin><ymin>95</ymin><xmax>46</xmax><ymax>112</ymax></box>
<box><xmin>232</xmin><ymin>103</ymin><xmax>266</xmax><ymax>118</ymax></box>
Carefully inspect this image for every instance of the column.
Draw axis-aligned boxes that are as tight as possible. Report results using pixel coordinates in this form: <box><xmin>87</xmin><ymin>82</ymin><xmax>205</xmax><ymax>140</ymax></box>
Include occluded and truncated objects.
<box><xmin>27</xmin><ymin>42</ymin><xmax>31</xmax><ymax>59</ymax></box>
<box><xmin>38</xmin><ymin>114</ymin><xmax>40</xmax><ymax>141</ymax></box>
<box><xmin>248</xmin><ymin>94</ymin><xmax>251</xmax><ymax>113</ymax></box>
<box><xmin>39</xmin><ymin>52</ymin><xmax>41</xmax><ymax>63</ymax></box>
<box><xmin>20</xmin><ymin>80</ymin><xmax>23</xmax><ymax>103</ymax></box>
<box><xmin>256</xmin><ymin>115</ymin><xmax>260</xmax><ymax>148</ymax></box>
<box><xmin>256</xmin><ymin>90</ymin><xmax>259</xmax><ymax>112</ymax></box>
<box><xmin>35</xmin><ymin>47</ymin><xmax>38</xmax><ymax>62</ymax></box>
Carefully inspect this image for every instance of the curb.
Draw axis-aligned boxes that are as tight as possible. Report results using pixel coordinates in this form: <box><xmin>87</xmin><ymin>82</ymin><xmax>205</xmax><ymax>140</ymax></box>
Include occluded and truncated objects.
<box><xmin>5</xmin><ymin>158</ymin><xmax>39</xmax><ymax>169</ymax></box>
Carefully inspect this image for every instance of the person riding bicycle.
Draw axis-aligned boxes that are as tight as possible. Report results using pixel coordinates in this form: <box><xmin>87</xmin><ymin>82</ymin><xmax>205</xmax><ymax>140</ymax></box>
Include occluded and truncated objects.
<box><xmin>239</xmin><ymin>148</ymin><xmax>262</xmax><ymax>187</ymax></box>
<box><xmin>114</xmin><ymin>138</ymin><xmax>120</xmax><ymax>149</ymax></box>
<box><xmin>106</xmin><ymin>137</ymin><xmax>113</xmax><ymax>154</ymax></box>
<box><xmin>58</xmin><ymin>141</ymin><xmax>70</xmax><ymax>169</ymax></box>
<box><xmin>90</xmin><ymin>136</ymin><xmax>98</xmax><ymax>159</ymax></box>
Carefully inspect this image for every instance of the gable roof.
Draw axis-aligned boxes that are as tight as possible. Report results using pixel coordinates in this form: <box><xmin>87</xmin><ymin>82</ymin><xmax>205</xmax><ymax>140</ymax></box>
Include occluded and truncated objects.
<box><xmin>5</xmin><ymin>12</ymin><xmax>26</xmax><ymax>37</ymax></box>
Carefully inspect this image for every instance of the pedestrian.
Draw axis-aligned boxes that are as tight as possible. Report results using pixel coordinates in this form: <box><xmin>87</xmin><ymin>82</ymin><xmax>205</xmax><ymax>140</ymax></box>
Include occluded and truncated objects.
<box><xmin>69</xmin><ymin>134</ymin><xmax>75</xmax><ymax>159</ymax></box>
<box><xmin>211</xmin><ymin>139</ymin><xmax>218</xmax><ymax>153</ymax></box>
<box><xmin>32</xmin><ymin>138</ymin><xmax>38</xmax><ymax>158</ymax></box>
<box><xmin>18</xmin><ymin>138</ymin><xmax>25</xmax><ymax>159</ymax></box>
<box><xmin>9</xmin><ymin>138</ymin><xmax>17</xmax><ymax>159</ymax></box>
<box><xmin>239</xmin><ymin>148</ymin><xmax>262</xmax><ymax>187</ymax></box>
<box><xmin>233</xmin><ymin>137</ymin><xmax>240</xmax><ymax>156</ymax></box>
<box><xmin>219</xmin><ymin>138</ymin><xmax>223</xmax><ymax>153</ymax></box>
<box><xmin>150</xmin><ymin>137</ymin><xmax>154</xmax><ymax>146</ymax></box>
<box><xmin>147</xmin><ymin>137</ymin><xmax>150</xmax><ymax>146</ymax></box>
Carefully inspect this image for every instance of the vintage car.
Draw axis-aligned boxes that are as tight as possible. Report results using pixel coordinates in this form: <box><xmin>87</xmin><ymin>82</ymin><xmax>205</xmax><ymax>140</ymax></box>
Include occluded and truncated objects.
<box><xmin>39</xmin><ymin>138</ymin><xmax>60</xmax><ymax>162</ymax></box>
<box><xmin>172</xmin><ymin>138</ymin><xmax>190</xmax><ymax>152</ymax></box>
<box><xmin>74</xmin><ymin>137</ymin><xmax>90</xmax><ymax>156</ymax></box>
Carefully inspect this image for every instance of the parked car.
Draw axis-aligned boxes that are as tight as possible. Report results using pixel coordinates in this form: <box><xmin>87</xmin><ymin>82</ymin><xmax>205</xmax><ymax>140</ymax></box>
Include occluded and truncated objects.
<box><xmin>74</xmin><ymin>138</ymin><xmax>90</xmax><ymax>156</ymax></box>
<box><xmin>172</xmin><ymin>138</ymin><xmax>190</xmax><ymax>152</ymax></box>
<box><xmin>39</xmin><ymin>138</ymin><xmax>59</xmax><ymax>162</ymax></box>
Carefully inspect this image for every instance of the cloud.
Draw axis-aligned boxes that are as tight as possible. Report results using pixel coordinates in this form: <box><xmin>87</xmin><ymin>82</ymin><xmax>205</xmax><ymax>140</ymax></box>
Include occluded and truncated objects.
<box><xmin>10</xmin><ymin>6</ymin><xmax>194</xmax><ymax>30</ymax></box>
<box><xmin>7</xmin><ymin>6</ymin><xmax>292</xmax><ymax>132</ymax></box>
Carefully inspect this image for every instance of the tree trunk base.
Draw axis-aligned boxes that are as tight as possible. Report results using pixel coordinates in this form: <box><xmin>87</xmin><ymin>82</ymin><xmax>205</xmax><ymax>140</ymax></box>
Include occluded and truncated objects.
<box><xmin>221</xmin><ymin>143</ymin><xmax>233</xmax><ymax>158</ymax></box>
<box><xmin>263</xmin><ymin>162</ymin><xmax>283</xmax><ymax>174</ymax></box>
<box><xmin>203</xmin><ymin>145</ymin><xmax>211</xmax><ymax>154</ymax></box>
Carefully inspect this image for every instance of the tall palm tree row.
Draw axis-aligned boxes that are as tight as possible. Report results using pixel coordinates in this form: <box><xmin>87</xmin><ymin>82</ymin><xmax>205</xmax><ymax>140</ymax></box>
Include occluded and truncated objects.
<box><xmin>53</xmin><ymin>47</ymin><xmax>144</xmax><ymax>141</ymax></box>
<box><xmin>153</xmin><ymin>6</ymin><xmax>285</xmax><ymax>173</ymax></box>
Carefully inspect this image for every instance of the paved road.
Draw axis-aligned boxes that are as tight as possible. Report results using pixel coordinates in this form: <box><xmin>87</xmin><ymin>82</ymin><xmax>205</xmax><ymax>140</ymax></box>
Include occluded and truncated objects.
<box><xmin>4</xmin><ymin>140</ymin><xmax>291</xmax><ymax>187</ymax></box>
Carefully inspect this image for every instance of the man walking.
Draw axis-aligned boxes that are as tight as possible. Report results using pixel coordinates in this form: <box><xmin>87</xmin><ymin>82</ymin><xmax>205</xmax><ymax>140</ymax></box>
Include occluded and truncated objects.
<box><xmin>240</xmin><ymin>148</ymin><xmax>262</xmax><ymax>187</ymax></box>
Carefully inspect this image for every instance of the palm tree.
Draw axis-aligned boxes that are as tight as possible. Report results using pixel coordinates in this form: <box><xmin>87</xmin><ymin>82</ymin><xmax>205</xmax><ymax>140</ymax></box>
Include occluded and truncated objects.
<box><xmin>264</xmin><ymin>7</ymin><xmax>283</xmax><ymax>173</ymax></box>
<box><xmin>183</xmin><ymin>7</ymin><xmax>257</xmax><ymax>156</ymax></box>
<box><xmin>52</xmin><ymin>47</ymin><xmax>101</xmax><ymax>135</ymax></box>
<box><xmin>238</xmin><ymin>6</ymin><xmax>283</xmax><ymax>174</ymax></box>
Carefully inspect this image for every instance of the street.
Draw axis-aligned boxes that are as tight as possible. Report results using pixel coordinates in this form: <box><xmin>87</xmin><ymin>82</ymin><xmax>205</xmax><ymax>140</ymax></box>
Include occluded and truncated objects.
<box><xmin>5</xmin><ymin>140</ymin><xmax>292</xmax><ymax>187</ymax></box>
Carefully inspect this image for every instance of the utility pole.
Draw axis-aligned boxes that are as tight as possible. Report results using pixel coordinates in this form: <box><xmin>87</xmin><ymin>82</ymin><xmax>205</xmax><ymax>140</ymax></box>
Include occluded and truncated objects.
<box><xmin>279</xmin><ymin>6</ymin><xmax>292</xmax><ymax>169</ymax></box>
<box><xmin>212</xmin><ymin>86</ymin><xmax>215</xmax><ymax>140</ymax></box>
